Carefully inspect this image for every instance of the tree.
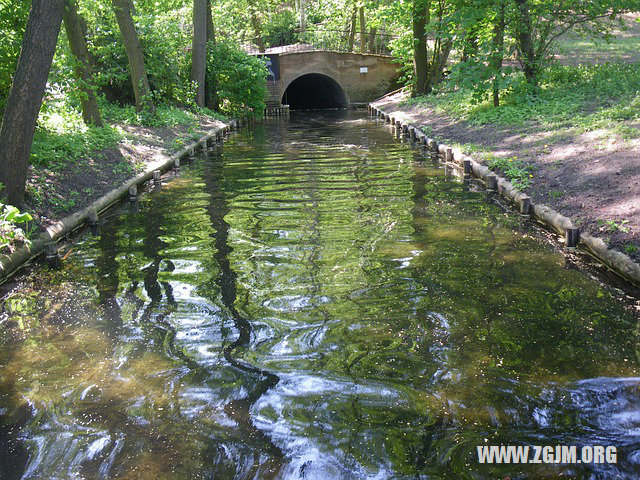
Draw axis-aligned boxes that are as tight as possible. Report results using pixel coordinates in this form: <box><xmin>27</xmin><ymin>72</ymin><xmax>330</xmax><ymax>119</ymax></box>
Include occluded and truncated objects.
<box><xmin>490</xmin><ymin>0</ymin><xmax>506</xmax><ymax>106</ymax></box>
<box><xmin>412</xmin><ymin>0</ymin><xmax>430</xmax><ymax>96</ymax></box>
<box><xmin>348</xmin><ymin>6</ymin><xmax>357</xmax><ymax>52</ymax></box>
<box><xmin>191</xmin><ymin>0</ymin><xmax>207</xmax><ymax>107</ymax></box>
<box><xmin>510</xmin><ymin>0</ymin><xmax>640</xmax><ymax>87</ymax></box>
<box><xmin>0</xmin><ymin>0</ymin><xmax>67</xmax><ymax>207</ymax></box>
<box><xmin>111</xmin><ymin>0</ymin><xmax>155</xmax><ymax>113</ymax></box>
<box><xmin>359</xmin><ymin>6</ymin><xmax>366</xmax><ymax>53</ymax></box>
<box><xmin>63</xmin><ymin>0</ymin><xmax>103</xmax><ymax>126</ymax></box>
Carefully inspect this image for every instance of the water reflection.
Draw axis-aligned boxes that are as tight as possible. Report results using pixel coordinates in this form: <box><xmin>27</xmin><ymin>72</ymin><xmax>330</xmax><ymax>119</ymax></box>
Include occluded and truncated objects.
<box><xmin>0</xmin><ymin>111</ymin><xmax>639</xmax><ymax>479</ymax></box>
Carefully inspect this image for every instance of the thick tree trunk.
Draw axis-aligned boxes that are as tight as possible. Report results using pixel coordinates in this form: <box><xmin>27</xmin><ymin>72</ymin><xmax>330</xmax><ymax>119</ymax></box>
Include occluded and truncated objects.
<box><xmin>491</xmin><ymin>2</ymin><xmax>506</xmax><ymax>106</ymax></box>
<box><xmin>359</xmin><ymin>7</ymin><xmax>366</xmax><ymax>53</ymax></box>
<box><xmin>412</xmin><ymin>0</ymin><xmax>431</xmax><ymax>96</ymax></box>
<box><xmin>63</xmin><ymin>0</ymin><xmax>103</xmax><ymax>126</ymax></box>
<box><xmin>111</xmin><ymin>0</ymin><xmax>155</xmax><ymax>112</ymax></box>
<box><xmin>514</xmin><ymin>0</ymin><xmax>538</xmax><ymax>86</ymax></box>
<box><xmin>348</xmin><ymin>7</ymin><xmax>357</xmax><ymax>52</ymax></box>
<box><xmin>0</xmin><ymin>0</ymin><xmax>66</xmax><ymax>207</ymax></box>
<box><xmin>191</xmin><ymin>0</ymin><xmax>207</xmax><ymax>107</ymax></box>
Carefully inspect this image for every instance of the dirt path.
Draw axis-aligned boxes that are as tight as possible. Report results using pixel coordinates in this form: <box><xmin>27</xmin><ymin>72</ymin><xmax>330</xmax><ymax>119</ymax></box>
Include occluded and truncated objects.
<box><xmin>372</xmin><ymin>91</ymin><xmax>640</xmax><ymax>260</ymax></box>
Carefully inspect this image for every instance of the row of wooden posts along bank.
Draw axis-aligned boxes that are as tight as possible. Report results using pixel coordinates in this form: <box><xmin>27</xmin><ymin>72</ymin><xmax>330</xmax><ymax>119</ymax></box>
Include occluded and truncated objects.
<box><xmin>367</xmin><ymin>103</ymin><xmax>640</xmax><ymax>288</ymax></box>
<box><xmin>0</xmin><ymin>118</ymin><xmax>246</xmax><ymax>284</ymax></box>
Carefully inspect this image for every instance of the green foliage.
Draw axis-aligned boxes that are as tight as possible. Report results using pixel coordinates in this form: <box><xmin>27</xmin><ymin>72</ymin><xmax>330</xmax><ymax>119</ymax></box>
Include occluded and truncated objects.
<box><xmin>485</xmin><ymin>154</ymin><xmax>534</xmax><ymax>190</ymax></box>
<box><xmin>0</xmin><ymin>202</ymin><xmax>33</xmax><ymax>253</ymax></box>
<box><xmin>206</xmin><ymin>41</ymin><xmax>267</xmax><ymax>117</ymax></box>
<box><xmin>599</xmin><ymin>219</ymin><xmax>630</xmax><ymax>233</ymax></box>
<box><xmin>263</xmin><ymin>10</ymin><xmax>300</xmax><ymax>47</ymax></box>
<box><xmin>409</xmin><ymin>62</ymin><xmax>640</xmax><ymax>138</ymax></box>
<box><xmin>101</xmin><ymin>101</ymin><xmax>225</xmax><ymax>127</ymax></box>
<box><xmin>31</xmin><ymin>104</ymin><xmax>123</xmax><ymax>171</ymax></box>
<box><xmin>74</xmin><ymin>0</ymin><xmax>193</xmax><ymax>105</ymax></box>
<box><xmin>0</xmin><ymin>0</ymin><xmax>31</xmax><ymax>115</ymax></box>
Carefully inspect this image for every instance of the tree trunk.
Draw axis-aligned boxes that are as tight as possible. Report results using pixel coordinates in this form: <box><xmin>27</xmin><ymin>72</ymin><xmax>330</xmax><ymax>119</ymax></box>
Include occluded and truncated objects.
<box><xmin>412</xmin><ymin>0</ymin><xmax>431</xmax><ymax>96</ymax></box>
<box><xmin>63</xmin><ymin>0</ymin><xmax>103</xmax><ymax>126</ymax></box>
<box><xmin>191</xmin><ymin>0</ymin><xmax>207</xmax><ymax>107</ymax></box>
<box><xmin>251</xmin><ymin>11</ymin><xmax>265</xmax><ymax>52</ymax></box>
<box><xmin>111</xmin><ymin>0</ymin><xmax>155</xmax><ymax>113</ymax></box>
<box><xmin>205</xmin><ymin>0</ymin><xmax>218</xmax><ymax>110</ymax></box>
<box><xmin>295</xmin><ymin>0</ymin><xmax>306</xmax><ymax>33</ymax></box>
<box><xmin>514</xmin><ymin>0</ymin><xmax>538</xmax><ymax>86</ymax></box>
<box><xmin>0</xmin><ymin>0</ymin><xmax>66</xmax><ymax>207</ymax></box>
<box><xmin>348</xmin><ymin>7</ymin><xmax>357</xmax><ymax>52</ymax></box>
<box><xmin>359</xmin><ymin>6</ymin><xmax>366</xmax><ymax>53</ymax></box>
<box><xmin>491</xmin><ymin>2</ymin><xmax>506</xmax><ymax>106</ymax></box>
<box><xmin>368</xmin><ymin>27</ymin><xmax>377</xmax><ymax>53</ymax></box>
<box><xmin>206</xmin><ymin>0</ymin><xmax>215</xmax><ymax>42</ymax></box>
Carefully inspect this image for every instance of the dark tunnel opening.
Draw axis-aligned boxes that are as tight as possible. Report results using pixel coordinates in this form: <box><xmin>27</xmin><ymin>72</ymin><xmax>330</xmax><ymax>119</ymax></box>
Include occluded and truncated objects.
<box><xmin>282</xmin><ymin>73</ymin><xmax>349</xmax><ymax>110</ymax></box>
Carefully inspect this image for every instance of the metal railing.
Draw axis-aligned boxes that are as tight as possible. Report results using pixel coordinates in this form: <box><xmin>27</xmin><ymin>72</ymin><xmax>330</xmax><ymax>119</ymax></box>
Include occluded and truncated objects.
<box><xmin>247</xmin><ymin>26</ymin><xmax>397</xmax><ymax>55</ymax></box>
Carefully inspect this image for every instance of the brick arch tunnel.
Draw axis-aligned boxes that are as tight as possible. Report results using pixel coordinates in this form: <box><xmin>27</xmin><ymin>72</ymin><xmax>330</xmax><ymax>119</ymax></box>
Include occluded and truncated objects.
<box><xmin>282</xmin><ymin>73</ymin><xmax>349</xmax><ymax>110</ymax></box>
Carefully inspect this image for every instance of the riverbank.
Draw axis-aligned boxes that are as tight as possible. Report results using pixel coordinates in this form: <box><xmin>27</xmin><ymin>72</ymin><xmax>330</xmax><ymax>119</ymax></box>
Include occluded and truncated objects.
<box><xmin>0</xmin><ymin>103</ymin><xmax>232</xmax><ymax>282</ymax></box>
<box><xmin>25</xmin><ymin>103</ymin><xmax>228</xmax><ymax>227</ymax></box>
<box><xmin>372</xmin><ymin>73</ymin><xmax>640</xmax><ymax>263</ymax></box>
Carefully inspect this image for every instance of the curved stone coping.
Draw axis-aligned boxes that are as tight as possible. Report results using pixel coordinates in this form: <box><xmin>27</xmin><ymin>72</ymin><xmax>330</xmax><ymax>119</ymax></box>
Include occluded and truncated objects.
<box><xmin>0</xmin><ymin>119</ymin><xmax>239</xmax><ymax>284</ymax></box>
<box><xmin>368</xmin><ymin>104</ymin><xmax>640</xmax><ymax>287</ymax></box>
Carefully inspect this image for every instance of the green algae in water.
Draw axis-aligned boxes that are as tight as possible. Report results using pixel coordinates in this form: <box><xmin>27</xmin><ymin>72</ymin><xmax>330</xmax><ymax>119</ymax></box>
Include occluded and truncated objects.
<box><xmin>0</xmin><ymin>111</ymin><xmax>639</xmax><ymax>479</ymax></box>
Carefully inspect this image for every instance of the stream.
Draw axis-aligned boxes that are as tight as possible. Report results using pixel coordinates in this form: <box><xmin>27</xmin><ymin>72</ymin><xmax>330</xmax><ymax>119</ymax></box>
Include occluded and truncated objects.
<box><xmin>0</xmin><ymin>111</ymin><xmax>639</xmax><ymax>479</ymax></box>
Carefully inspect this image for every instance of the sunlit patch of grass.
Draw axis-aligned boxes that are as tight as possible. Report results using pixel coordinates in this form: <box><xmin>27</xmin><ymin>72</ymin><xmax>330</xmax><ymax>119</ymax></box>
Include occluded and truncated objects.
<box><xmin>32</xmin><ymin>103</ymin><xmax>124</xmax><ymax>171</ymax></box>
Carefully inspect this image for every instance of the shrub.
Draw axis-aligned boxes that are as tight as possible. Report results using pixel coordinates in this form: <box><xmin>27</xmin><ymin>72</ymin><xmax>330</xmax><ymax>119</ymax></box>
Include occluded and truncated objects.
<box><xmin>206</xmin><ymin>41</ymin><xmax>267</xmax><ymax>117</ymax></box>
<box><xmin>263</xmin><ymin>10</ymin><xmax>300</xmax><ymax>47</ymax></box>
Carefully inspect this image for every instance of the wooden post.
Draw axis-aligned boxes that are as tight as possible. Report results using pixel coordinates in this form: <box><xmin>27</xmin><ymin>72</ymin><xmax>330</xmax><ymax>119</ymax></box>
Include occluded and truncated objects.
<box><xmin>445</xmin><ymin>148</ymin><xmax>453</xmax><ymax>162</ymax></box>
<box><xmin>128</xmin><ymin>185</ymin><xmax>137</xmax><ymax>200</ymax></box>
<box><xmin>45</xmin><ymin>242</ymin><xmax>59</xmax><ymax>263</ymax></box>
<box><xmin>520</xmin><ymin>195</ymin><xmax>531</xmax><ymax>215</ymax></box>
<box><xmin>153</xmin><ymin>170</ymin><xmax>161</xmax><ymax>184</ymax></box>
<box><xmin>410</xmin><ymin>127</ymin><xmax>417</xmax><ymax>141</ymax></box>
<box><xmin>189</xmin><ymin>147</ymin><xmax>195</xmax><ymax>159</ymax></box>
<box><xmin>88</xmin><ymin>208</ymin><xmax>99</xmax><ymax>225</ymax></box>
<box><xmin>463</xmin><ymin>159</ymin><xmax>472</xmax><ymax>175</ymax></box>
<box><xmin>486</xmin><ymin>174</ymin><xmax>497</xmax><ymax>191</ymax></box>
<box><xmin>565</xmin><ymin>227</ymin><xmax>580</xmax><ymax>248</ymax></box>
<box><xmin>444</xmin><ymin>163</ymin><xmax>453</xmax><ymax>178</ymax></box>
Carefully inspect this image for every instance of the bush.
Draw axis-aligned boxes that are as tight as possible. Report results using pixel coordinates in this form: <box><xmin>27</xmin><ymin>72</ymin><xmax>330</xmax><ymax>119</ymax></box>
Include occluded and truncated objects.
<box><xmin>263</xmin><ymin>10</ymin><xmax>300</xmax><ymax>47</ymax></box>
<box><xmin>206</xmin><ymin>41</ymin><xmax>267</xmax><ymax>117</ymax></box>
<box><xmin>0</xmin><ymin>0</ymin><xmax>30</xmax><ymax>116</ymax></box>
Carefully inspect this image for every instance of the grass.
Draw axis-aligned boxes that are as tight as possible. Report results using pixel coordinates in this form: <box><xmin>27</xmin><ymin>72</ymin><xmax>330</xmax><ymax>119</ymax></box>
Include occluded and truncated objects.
<box><xmin>26</xmin><ymin>100</ymin><xmax>227</xmax><ymax>216</ymax></box>
<box><xmin>31</xmin><ymin>105</ymin><xmax>123</xmax><ymax>171</ymax></box>
<box><xmin>406</xmin><ymin>63</ymin><xmax>640</xmax><ymax>138</ymax></box>
<box><xmin>484</xmin><ymin>154</ymin><xmax>535</xmax><ymax>190</ymax></box>
<box><xmin>30</xmin><ymin>100</ymin><xmax>227</xmax><ymax>172</ymax></box>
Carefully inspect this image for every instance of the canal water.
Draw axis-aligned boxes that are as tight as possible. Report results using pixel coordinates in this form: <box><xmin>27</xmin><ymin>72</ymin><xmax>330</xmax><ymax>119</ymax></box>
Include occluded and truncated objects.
<box><xmin>1</xmin><ymin>111</ymin><xmax>639</xmax><ymax>479</ymax></box>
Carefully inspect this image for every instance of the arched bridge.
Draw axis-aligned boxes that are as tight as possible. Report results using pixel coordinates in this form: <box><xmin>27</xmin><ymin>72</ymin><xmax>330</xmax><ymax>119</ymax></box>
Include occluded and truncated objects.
<box><xmin>258</xmin><ymin>50</ymin><xmax>399</xmax><ymax>110</ymax></box>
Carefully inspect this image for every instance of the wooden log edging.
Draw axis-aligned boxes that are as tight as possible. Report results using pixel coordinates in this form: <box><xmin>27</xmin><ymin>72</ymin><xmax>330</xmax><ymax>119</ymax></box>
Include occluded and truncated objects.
<box><xmin>368</xmin><ymin>104</ymin><xmax>640</xmax><ymax>287</ymax></box>
<box><xmin>0</xmin><ymin>119</ymin><xmax>238</xmax><ymax>284</ymax></box>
